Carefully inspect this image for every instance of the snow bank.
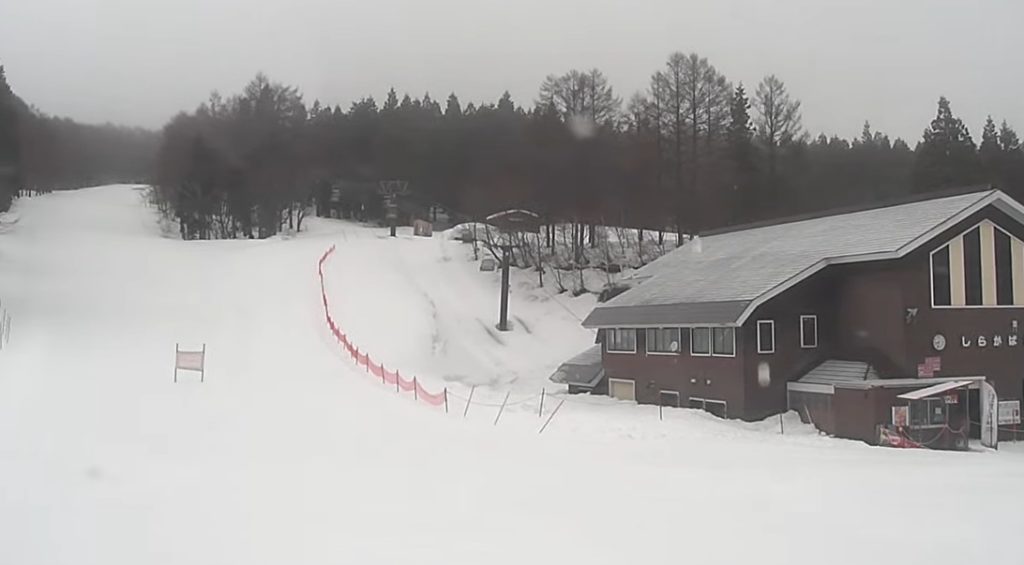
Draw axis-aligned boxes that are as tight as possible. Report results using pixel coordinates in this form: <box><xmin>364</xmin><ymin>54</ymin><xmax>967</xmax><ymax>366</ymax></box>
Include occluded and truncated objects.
<box><xmin>0</xmin><ymin>186</ymin><xmax>1020</xmax><ymax>565</ymax></box>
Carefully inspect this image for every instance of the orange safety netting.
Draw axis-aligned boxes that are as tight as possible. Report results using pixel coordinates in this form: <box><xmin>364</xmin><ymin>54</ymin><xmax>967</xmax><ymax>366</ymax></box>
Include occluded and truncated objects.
<box><xmin>317</xmin><ymin>245</ymin><xmax>446</xmax><ymax>409</ymax></box>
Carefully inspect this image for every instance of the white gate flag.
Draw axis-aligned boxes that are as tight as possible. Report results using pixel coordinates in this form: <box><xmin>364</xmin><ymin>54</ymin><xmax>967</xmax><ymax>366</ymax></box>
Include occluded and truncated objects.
<box><xmin>980</xmin><ymin>380</ymin><xmax>998</xmax><ymax>449</ymax></box>
<box><xmin>174</xmin><ymin>344</ymin><xmax>206</xmax><ymax>382</ymax></box>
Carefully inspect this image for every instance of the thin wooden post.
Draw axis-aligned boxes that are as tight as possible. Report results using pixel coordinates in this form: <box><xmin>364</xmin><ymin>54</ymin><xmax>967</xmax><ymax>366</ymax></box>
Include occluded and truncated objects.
<box><xmin>539</xmin><ymin>399</ymin><xmax>566</xmax><ymax>434</ymax></box>
<box><xmin>493</xmin><ymin>391</ymin><xmax>511</xmax><ymax>426</ymax></box>
<box><xmin>659</xmin><ymin>403</ymin><xmax>664</xmax><ymax>421</ymax></box>
<box><xmin>779</xmin><ymin>413</ymin><xmax>785</xmax><ymax>435</ymax></box>
<box><xmin>538</xmin><ymin>388</ymin><xmax>546</xmax><ymax>417</ymax></box>
<box><xmin>380</xmin><ymin>364</ymin><xmax>385</xmax><ymax>384</ymax></box>
<box><xmin>395</xmin><ymin>370</ymin><xmax>400</xmax><ymax>393</ymax></box>
<box><xmin>413</xmin><ymin>377</ymin><xmax>419</xmax><ymax>401</ymax></box>
<box><xmin>444</xmin><ymin>388</ymin><xmax>449</xmax><ymax>414</ymax></box>
<box><xmin>463</xmin><ymin>385</ymin><xmax>476</xmax><ymax>418</ymax></box>
<box><xmin>201</xmin><ymin>344</ymin><xmax>206</xmax><ymax>383</ymax></box>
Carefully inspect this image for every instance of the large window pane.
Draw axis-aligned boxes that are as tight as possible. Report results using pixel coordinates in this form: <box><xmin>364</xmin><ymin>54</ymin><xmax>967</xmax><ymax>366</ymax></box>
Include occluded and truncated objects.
<box><xmin>931</xmin><ymin>245</ymin><xmax>951</xmax><ymax>306</ymax></box>
<box><xmin>757</xmin><ymin>320</ymin><xmax>774</xmax><ymax>353</ymax></box>
<box><xmin>691</xmin><ymin>327</ymin><xmax>711</xmax><ymax>355</ymax></box>
<box><xmin>712</xmin><ymin>327</ymin><xmax>735</xmax><ymax>356</ymax></box>
<box><xmin>607</xmin><ymin>328</ymin><xmax>636</xmax><ymax>352</ymax></box>
<box><xmin>646</xmin><ymin>328</ymin><xmax>681</xmax><ymax>353</ymax></box>
<box><xmin>964</xmin><ymin>227</ymin><xmax>982</xmax><ymax>306</ymax></box>
<box><xmin>800</xmin><ymin>316</ymin><xmax>818</xmax><ymax>348</ymax></box>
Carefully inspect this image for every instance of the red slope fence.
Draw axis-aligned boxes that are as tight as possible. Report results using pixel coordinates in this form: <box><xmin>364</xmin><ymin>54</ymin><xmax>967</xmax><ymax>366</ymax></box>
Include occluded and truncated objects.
<box><xmin>318</xmin><ymin>245</ymin><xmax>449</xmax><ymax>410</ymax></box>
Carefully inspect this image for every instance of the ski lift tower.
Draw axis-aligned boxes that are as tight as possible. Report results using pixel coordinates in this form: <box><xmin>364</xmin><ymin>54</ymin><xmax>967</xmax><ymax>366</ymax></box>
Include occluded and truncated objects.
<box><xmin>378</xmin><ymin>180</ymin><xmax>410</xmax><ymax>237</ymax></box>
<box><xmin>485</xmin><ymin>209</ymin><xmax>541</xmax><ymax>332</ymax></box>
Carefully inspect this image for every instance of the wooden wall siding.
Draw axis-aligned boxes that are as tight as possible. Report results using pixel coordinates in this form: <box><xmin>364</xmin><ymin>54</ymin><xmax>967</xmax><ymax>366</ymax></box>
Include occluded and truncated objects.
<box><xmin>980</xmin><ymin>221</ymin><xmax>997</xmax><ymax>305</ymax></box>
<box><xmin>947</xmin><ymin>234</ymin><xmax>966</xmax><ymax>306</ymax></box>
<box><xmin>601</xmin><ymin>327</ymin><xmax>747</xmax><ymax>415</ymax></box>
<box><xmin>741</xmin><ymin>274</ymin><xmax>835</xmax><ymax>420</ymax></box>
<box><xmin>933</xmin><ymin>218</ymin><xmax>1024</xmax><ymax>307</ymax></box>
<box><xmin>1012</xmin><ymin>237</ymin><xmax>1024</xmax><ymax>304</ymax></box>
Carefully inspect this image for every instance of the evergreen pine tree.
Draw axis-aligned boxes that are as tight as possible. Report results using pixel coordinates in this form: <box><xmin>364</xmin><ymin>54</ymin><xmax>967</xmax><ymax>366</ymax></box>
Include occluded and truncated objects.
<box><xmin>980</xmin><ymin>115</ymin><xmax>1000</xmax><ymax>169</ymax></box>
<box><xmin>912</xmin><ymin>96</ymin><xmax>980</xmax><ymax>192</ymax></box>
<box><xmin>727</xmin><ymin>84</ymin><xmax>758</xmax><ymax>221</ymax></box>
<box><xmin>444</xmin><ymin>93</ymin><xmax>462</xmax><ymax>119</ymax></box>
<box><xmin>382</xmin><ymin>88</ymin><xmax>399</xmax><ymax>112</ymax></box>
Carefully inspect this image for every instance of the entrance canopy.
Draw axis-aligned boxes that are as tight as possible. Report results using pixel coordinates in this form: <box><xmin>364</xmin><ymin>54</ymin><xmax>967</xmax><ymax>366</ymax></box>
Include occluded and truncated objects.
<box><xmin>897</xmin><ymin>380</ymin><xmax>972</xmax><ymax>400</ymax></box>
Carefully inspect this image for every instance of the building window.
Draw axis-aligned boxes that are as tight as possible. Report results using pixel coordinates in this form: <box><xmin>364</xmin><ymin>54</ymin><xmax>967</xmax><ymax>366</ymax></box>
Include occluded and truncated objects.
<box><xmin>756</xmin><ymin>320</ymin><xmax>775</xmax><ymax>354</ymax></box>
<box><xmin>606</xmin><ymin>329</ymin><xmax>636</xmax><ymax>353</ymax></box>
<box><xmin>963</xmin><ymin>226</ymin><xmax>982</xmax><ymax>305</ymax></box>
<box><xmin>691</xmin><ymin>327</ymin><xmax>711</xmax><ymax>356</ymax></box>
<box><xmin>646</xmin><ymin>328</ymin><xmax>681</xmax><ymax>354</ymax></box>
<box><xmin>909</xmin><ymin>398</ymin><xmax>946</xmax><ymax>428</ymax></box>
<box><xmin>800</xmin><ymin>315</ymin><xmax>818</xmax><ymax>349</ymax></box>
<box><xmin>712</xmin><ymin>327</ymin><xmax>735</xmax><ymax>356</ymax></box>
<box><xmin>930</xmin><ymin>220</ymin><xmax>1024</xmax><ymax>308</ymax></box>
<box><xmin>931</xmin><ymin>245</ymin><xmax>951</xmax><ymax>306</ymax></box>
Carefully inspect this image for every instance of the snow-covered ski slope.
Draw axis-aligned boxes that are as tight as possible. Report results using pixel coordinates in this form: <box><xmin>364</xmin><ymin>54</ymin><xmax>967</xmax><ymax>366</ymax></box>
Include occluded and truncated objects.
<box><xmin>0</xmin><ymin>185</ymin><xmax>1021</xmax><ymax>565</ymax></box>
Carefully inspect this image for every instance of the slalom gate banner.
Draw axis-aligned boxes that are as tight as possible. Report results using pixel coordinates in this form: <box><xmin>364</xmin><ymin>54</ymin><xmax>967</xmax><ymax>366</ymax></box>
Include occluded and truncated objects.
<box><xmin>317</xmin><ymin>245</ymin><xmax>446</xmax><ymax>410</ymax></box>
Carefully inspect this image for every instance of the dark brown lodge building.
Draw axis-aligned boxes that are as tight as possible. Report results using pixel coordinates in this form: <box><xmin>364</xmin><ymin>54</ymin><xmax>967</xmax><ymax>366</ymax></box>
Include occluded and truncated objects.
<box><xmin>575</xmin><ymin>188</ymin><xmax>1024</xmax><ymax>448</ymax></box>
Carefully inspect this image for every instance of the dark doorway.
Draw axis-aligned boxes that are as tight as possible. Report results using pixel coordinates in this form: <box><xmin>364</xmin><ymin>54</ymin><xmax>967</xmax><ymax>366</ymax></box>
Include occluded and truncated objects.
<box><xmin>967</xmin><ymin>388</ymin><xmax>980</xmax><ymax>439</ymax></box>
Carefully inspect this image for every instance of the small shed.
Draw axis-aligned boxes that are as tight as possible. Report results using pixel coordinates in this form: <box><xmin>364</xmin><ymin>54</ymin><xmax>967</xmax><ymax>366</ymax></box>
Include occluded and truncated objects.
<box><xmin>549</xmin><ymin>345</ymin><xmax>605</xmax><ymax>394</ymax></box>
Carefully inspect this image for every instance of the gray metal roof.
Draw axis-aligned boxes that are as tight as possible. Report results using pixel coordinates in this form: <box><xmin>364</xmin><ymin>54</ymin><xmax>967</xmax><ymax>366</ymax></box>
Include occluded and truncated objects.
<box><xmin>584</xmin><ymin>189</ymin><xmax>1024</xmax><ymax>327</ymax></box>
<box><xmin>582</xmin><ymin>300</ymin><xmax>749</xmax><ymax>328</ymax></box>
<box><xmin>549</xmin><ymin>345</ymin><xmax>605</xmax><ymax>388</ymax></box>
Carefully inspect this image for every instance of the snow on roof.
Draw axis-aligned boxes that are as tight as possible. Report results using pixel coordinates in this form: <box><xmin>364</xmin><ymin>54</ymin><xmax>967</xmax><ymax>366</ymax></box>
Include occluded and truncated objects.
<box><xmin>549</xmin><ymin>345</ymin><xmax>604</xmax><ymax>388</ymax></box>
<box><xmin>584</xmin><ymin>188</ymin><xmax>1024</xmax><ymax>327</ymax></box>
<box><xmin>897</xmin><ymin>380</ymin><xmax>973</xmax><ymax>400</ymax></box>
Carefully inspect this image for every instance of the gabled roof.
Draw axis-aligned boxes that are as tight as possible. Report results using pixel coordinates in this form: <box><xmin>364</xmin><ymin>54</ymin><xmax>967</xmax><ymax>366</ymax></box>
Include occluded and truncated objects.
<box><xmin>583</xmin><ymin>188</ymin><xmax>1024</xmax><ymax>328</ymax></box>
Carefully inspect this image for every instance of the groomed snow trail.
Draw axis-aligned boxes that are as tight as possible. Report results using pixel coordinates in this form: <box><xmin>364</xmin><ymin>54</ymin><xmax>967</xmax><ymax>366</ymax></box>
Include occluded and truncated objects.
<box><xmin>0</xmin><ymin>186</ymin><xmax>1021</xmax><ymax>565</ymax></box>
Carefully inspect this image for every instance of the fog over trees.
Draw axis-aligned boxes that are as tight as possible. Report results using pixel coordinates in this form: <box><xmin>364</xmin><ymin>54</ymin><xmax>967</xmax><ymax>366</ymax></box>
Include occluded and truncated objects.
<box><xmin>2</xmin><ymin>53</ymin><xmax>1022</xmax><ymax>241</ymax></box>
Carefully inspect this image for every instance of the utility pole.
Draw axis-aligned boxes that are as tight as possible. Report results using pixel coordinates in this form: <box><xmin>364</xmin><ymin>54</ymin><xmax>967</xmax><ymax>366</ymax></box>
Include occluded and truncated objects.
<box><xmin>498</xmin><ymin>243</ymin><xmax>512</xmax><ymax>331</ymax></box>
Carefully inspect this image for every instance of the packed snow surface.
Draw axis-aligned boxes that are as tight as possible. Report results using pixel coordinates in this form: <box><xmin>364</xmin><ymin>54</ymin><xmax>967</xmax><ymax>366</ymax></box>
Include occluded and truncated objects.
<box><xmin>0</xmin><ymin>185</ymin><xmax>1021</xmax><ymax>565</ymax></box>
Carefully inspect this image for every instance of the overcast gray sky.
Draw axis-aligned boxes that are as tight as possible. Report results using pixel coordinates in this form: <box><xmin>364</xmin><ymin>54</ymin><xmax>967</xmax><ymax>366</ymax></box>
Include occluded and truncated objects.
<box><xmin>2</xmin><ymin>0</ymin><xmax>1021</xmax><ymax>141</ymax></box>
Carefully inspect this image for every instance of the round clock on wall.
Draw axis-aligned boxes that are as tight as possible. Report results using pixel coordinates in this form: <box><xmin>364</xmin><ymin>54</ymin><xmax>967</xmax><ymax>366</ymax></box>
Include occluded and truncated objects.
<box><xmin>932</xmin><ymin>334</ymin><xmax>946</xmax><ymax>352</ymax></box>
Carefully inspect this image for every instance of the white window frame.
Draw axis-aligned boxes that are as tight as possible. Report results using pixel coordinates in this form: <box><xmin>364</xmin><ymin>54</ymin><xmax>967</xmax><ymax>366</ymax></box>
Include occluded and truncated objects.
<box><xmin>608</xmin><ymin>378</ymin><xmax>636</xmax><ymax>401</ymax></box>
<box><xmin>645</xmin><ymin>327</ymin><xmax>681</xmax><ymax>355</ymax></box>
<box><xmin>605</xmin><ymin>328</ymin><xmax>636</xmax><ymax>354</ymax></box>
<box><xmin>800</xmin><ymin>315</ymin><xmax>818</xmax><ymax>349</ymax></box>
<box><xmin>659</xmin><ymin>390</ymin><xmax>680</xmax><ymax>407</ymax></box>
<box><xmin>756</xmin><ymin>320</ymin><xmax>775</xmax><ymax>354</ymax></box>
<box><xmin>688</xmin><ymin>397</ymin><xmax>728</xmax><ymax>418</ymax></box>
<box><xmin>690</xmin><ymin>327</ymin><xmax>711</xmax><ymax>357</ymax></box>
<box><xmin>711</xmin><ymin>327</ymin><xmax>736</xmax><ymax>357</ymax></box>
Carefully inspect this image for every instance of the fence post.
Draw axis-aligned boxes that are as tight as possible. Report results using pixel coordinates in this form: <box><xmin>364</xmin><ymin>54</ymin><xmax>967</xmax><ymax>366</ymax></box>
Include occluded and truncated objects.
<box><xmin>539</xmin><ymin>399</ymin><xmax>566</xmax><ymax>434</ymax></box>
<box><xmin>413</xmin><ymin>377</ymin><xmax>418</xmax><ymax>401</ymax></box>
<box><xmin>444</xmin><ymin>388</ymin><xmax>449</xmax><ymax>414</ymax></box>
<box><xmin>779</xmin><ymin>413</ymin><xmax>785</xmax><ymax>435</ymax></box>
<box><xmin>380</xmin><ymin>364</ymin><xmax>385</xmax><ymax>384</ymax></box>
<box><xmin>395</xmin><ymin>370</ymin><xmax>401</xmax><ymax>393</ymax></box>
<box><xmin>659</xmin><ymin>403</ymin><xmax>663</xmax><ymax>421</ymax></box>
<box><xmin>538</xmin><ymin>388</ymin><xmax>546</xmax><ymax>417</ymax></box>
<box><xmin>463</xmin><ymin>385</ymin><xmax>476</xmax><ymax>418</ymax></box>
<box><xmin>493</xmin><ymin>391</ymin><xmax>511</xmax><ymax>426</ymax></box>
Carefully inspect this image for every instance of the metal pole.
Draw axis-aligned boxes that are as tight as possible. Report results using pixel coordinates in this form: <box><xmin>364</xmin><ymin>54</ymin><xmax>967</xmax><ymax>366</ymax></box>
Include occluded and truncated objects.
<box><xmin>493</xmin><ymin>391</ymin><xmax>511</xmax><ymax>426</ymax></box>
<box><xmin>539</xmin><ymin>399</ymin><xmax>566</xmax><ymax>434</ymax></box>
<box><xmin>413</xmin><ymin>377</ymin><xmax>418</xmax><ymax>401</ymax></box>
<box><xmin>463</xmin><ymin>385</ymin><xmax>476</xmax><ymax>418</ymax></box>
<box><xmin>444</xmin><ymin>388</ymin><xmax>449</xmax><ymax>414</ymax></box>
<box><xmin>538</xmin><ymin>388</ymin><xmax>545</xmax><ymax>417</ymax></box>
<box><xmin>498</xmin><ymin>246</ymin><xmax>510</xmax><ymax>331</ymax></box>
